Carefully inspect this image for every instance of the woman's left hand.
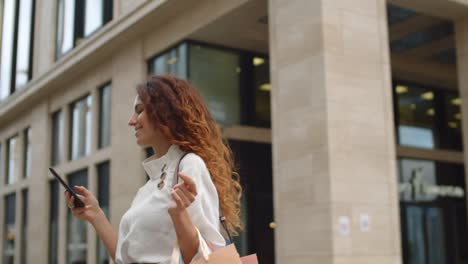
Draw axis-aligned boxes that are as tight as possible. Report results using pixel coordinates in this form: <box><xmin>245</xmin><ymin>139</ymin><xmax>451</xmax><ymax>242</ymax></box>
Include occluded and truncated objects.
<box><xmin>168</xmin><ymin>172</ymin><xmax>198</xmax><ymax>215</ymax></box>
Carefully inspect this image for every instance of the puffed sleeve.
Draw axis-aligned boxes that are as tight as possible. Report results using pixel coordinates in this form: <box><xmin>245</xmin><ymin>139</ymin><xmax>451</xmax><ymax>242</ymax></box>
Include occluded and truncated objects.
<box><xmin>178</xmin><ymin>153</ymin><xmax>227</xmax><ymax>260</ymax></box>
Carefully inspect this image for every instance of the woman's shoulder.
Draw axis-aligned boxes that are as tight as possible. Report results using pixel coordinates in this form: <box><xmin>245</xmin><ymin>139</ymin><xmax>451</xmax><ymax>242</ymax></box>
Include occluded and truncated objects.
<box><xmin>179</xmin><ymin>152</ymin><xmax>212</xmax><ymax>183</ymax></box>
<box><xmin>180</xmin><ymin>152</ymin><xmax>207</xmax><ymax>169</ymax></box>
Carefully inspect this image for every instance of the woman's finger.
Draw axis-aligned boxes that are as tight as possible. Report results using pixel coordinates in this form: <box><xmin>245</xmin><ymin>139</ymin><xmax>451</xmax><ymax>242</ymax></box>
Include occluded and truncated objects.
<box><xmin>64</xmin><ymin>191</ymin><xmax>72</xmax><ymax>202</ymax></box>
<box><xmin>74</xmin><ymin>186</ymin><xmax>92</xmax><ymax>198</ymax></box>
<box><xmin>174</xmin><ymin>184</ymin><xmax>195</xmax><ymax>203</ymax></box>
<box><xmin>178</xmin><ymin>173</ymin><xmax>197</xmax><ymax>193</ymax></box>
<box><xmin>171</xmin><ymin>190</ymin><xmax>184</xmax><ymax>209</ymax></box>
<box><xmin>175</xmin><ymin>188</ymin><xmax>191</xmax><ymax>207</ymax></box>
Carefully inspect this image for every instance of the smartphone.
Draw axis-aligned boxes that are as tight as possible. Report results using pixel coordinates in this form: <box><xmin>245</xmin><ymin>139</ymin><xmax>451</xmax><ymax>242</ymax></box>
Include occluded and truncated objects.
<box><xmin>49</xmin><ymin>167</ymin><xmax>85</xmax><ymax>208</ymax></box>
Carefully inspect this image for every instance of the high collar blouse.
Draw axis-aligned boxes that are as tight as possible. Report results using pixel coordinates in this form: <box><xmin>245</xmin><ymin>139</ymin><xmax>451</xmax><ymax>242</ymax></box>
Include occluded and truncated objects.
<box><xmin>115</xmin><ymin>145</ymin><xmax>225</xmax><ymax>264</ymax></box>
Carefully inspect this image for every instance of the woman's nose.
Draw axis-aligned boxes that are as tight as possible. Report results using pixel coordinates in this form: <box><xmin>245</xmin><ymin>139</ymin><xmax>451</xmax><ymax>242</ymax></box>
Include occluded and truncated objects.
<box><xmin>128</xmin><ymin>116</ymin><xmax>136</xmax><ymax>126</ymax></box>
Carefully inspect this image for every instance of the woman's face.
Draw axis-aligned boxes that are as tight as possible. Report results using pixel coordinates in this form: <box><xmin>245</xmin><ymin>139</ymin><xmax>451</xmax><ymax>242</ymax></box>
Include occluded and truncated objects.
<box><xmin>128</xmin><ymin>96</ymin><xmax>158</xmax><ymax>146</ymax></box>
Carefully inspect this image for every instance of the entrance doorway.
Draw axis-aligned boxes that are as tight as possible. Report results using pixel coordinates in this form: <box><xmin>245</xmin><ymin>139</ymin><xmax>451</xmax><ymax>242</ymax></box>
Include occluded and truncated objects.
<box><xmin>230</xmin><ymin>140</ymin><xmax>274</xmax><ymax>264</ymax></box>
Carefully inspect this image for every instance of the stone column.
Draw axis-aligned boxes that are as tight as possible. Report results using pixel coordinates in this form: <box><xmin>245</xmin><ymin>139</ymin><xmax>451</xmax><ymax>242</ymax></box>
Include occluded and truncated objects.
<box><xmin>455</xmin><ymin>16</ymin><xmax>468</xmax><ymax>213</ymax></box>
<box><xmin>110</xmin><ymin>40</ymin><xmax>147</xmax><ymax>229</ymax></box>
<box><xmin>28</xmin><ymin>101</ymin><xmax>50</xmax><ymax>264</ymax></box>
<box><xmin>33</xmin><ymin>0</ymin><xmax>56</xmax><ymax>76</ymax></box>
<box><xmin>268</xmin><ymin>1</ymin><xmax>401</xmax><ymax>263</ymax></box>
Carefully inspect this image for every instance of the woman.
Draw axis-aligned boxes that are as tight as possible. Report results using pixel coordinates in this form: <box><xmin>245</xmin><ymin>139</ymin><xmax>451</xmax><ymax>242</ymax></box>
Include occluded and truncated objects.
<box><xmin>65</xmin><ymin>75</ymin><xmax>242</xmax><ymax>263</ymax></box>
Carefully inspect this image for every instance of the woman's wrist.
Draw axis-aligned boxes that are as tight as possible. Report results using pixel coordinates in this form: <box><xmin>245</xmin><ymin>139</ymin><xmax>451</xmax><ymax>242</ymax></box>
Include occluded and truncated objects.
<box><xmin>168</xmin><ymin>207</ymin><xmax>188</xmax><ymax>220</ymax></box>
<box><xmin>90</xmin><ymin>208</ymin><xmax>107</xmax><ymax>226</ymax></box>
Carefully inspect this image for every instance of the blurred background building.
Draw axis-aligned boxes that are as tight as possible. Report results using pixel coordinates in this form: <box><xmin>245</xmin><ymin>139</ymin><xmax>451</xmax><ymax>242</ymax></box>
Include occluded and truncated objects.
<box><xmin>0</xmin><ymin>0</ymin><xmax>467</xmax><ymax>263</ymax></box>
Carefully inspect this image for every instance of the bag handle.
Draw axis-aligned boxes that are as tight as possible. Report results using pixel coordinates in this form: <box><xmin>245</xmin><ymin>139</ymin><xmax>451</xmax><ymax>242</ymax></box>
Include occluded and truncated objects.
<box><xmin>172</xmin><ymin>153</ymin><xmax>234</xmax><ymax>244</ymax></box>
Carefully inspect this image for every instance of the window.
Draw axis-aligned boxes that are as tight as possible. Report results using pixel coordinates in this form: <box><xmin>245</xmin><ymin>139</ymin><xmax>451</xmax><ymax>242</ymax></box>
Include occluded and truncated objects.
<box><xmin>97</xmin><ymin>161</ymin><xmax>110</xmax><ymax>264</ymax></box>
<box><xmin>6</xmin><ymin>135</ymin><xmax>19</xmax><ymax>185</ymax></box>
<box><xmin>148</xmin><ymin>41</ymin><xmax>272</xmax><ymax>127</ymax></box>
<box><xmin>70</xmin><ymin>95</ymin><xmax>92</xmax><ymax>160</ymax></box>
<box><xmin>56</xmin><ymin>0</ymin><xmax>113</xmax><ymax>58</ymax></box>
<box><xmin>98</xmin><ymin>83</ymin><xmax>111</xmax><ymax>149</ymax></box>
<box><xmin>23</xmin><ymin>128</ymin><xmax>31</xmax><ymax>178</ymax></box>
<box><xmin>252</xmin><ymin>56</ymin><xmax>271</xmax><ymax>127</ymax></box>
<box><xmin>0</xmin><ymin>0</ymin><xmax>35</xmax><ymax>100</ymax></box>
<box><xmin>443</xmin><ymin>93</ymin><xmax>462</xmax><ymax>150</ymax></box>
<box><xmin>21</xmin><ymin>189</ymin><xmax>28</xmax><ymax>264</ymax></box>
<box><xmin>49</xmin><ymin>180</ymin><xmax>59</xmax><ymax>264</ymax></box>
<box><xmin>395</xmin><ymin>84</ymin><xmax>437</xmax><ymax>149</ymax></box>
<box><xmin>51</xmin><ymin>111</ymin><xmax>64</xmax><ymax>166</ymax></box>
<box><xmin>394</xmin><ymin>82</ymin><xmax>463</xmax><ymax>151</ymax></box>
<box><xmin>67</xmin><ymin>169</ymin><xmax>88</xmax><ymax>264</ymax></box>
<box><xmin>3</xmin><ymin>193</ymin><xmax>16</xmax><ymax>264</ymax></box>
<box><xmin>189</xmin><ymin>44</ymin><xmax>241</xmax><ymax>125</ymax></box>
<box><xmin>149</xmin><ymin>43</ymin><xmax>188</xmax><ymax>78</ymax></box>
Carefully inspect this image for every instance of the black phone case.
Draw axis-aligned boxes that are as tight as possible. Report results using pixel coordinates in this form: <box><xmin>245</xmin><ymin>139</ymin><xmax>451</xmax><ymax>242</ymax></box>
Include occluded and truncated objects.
<box><xmin>49</xmin><ymin>168</ymin><xmax>85</xmax><ymax>207</ymax></box>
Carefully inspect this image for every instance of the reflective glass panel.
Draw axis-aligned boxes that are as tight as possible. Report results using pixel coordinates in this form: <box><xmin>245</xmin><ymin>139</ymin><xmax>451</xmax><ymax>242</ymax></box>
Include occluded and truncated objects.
<box><xmin>189</xmin><ymin>44</ymin><xmax>241</xmax><ymax>125</ymax></box>
<box><xmin>443</xmin><ymin>93</ymin><xmax>462</xmax><ymax>150</ymax></box>
<box><xmin>6</xmin><ymin>136</ymin><xmax>19</xmax><ymax>185</ymax></box>
<box><xmin>49</xmin><ymin>180</ymin><xmax>59</xmax><ymax>264</ymax></box>
<box><xmin>70</xmin><ymin>96</ymin><xmax>92</xmax><ymax>160</ymax></box>
<box><xmin>97</xmin><ymin>161</ymin><xmax>110</xmax><ymax>264</ymax></box>
<box><xmin>84</xmin><ymin>0</ymin><xmax>103</xmax><ymax>36</ymax></box>
<box><xmin>99</xmin><ymin>84</ymin><xmax>111</xmax><ymax>149</ymax></box>
<box><xmin>150</xmin><ymin>43</ymin><xmax>188</xmax><ymax>78</ymax></box>
<box><xmin>24</xmin><ymin>128</ymin><xmax>31</xmax><ymax>178</ymax></box>
<box><xmin>253</xmin><ymin>56</ymin><xmax>271</xmax><ymax>126</ymax></box>
<box><xmin>3</xmin><ymin>194</ymin><xmax>16</xmax><ymax>264</ymax></box>
<box><xmin>56</xmin><ymin>0</ymin><xmax>76</xmax><ymax>57</ymax></box>
<box><xmin>51</xmin><ymin>111</ymin><xmax>64</xmax><ymax>165</ymax></box>
<box><xmin>67</xmin><ymin>169</ymin><xmax>88</xmax><ymax>264</ymax></box>
<box><xmin>396</xmin><ymin>84</ymin><xmax>437</xmax><ymax>149</ymax></box>
<box><xmin>20</xmin><ymin>189</ymin><xmax>28</xmax><ymax>264</ymax></box>
<box><xmin>0</xmin><ymin>0</ymin><xmax>17</xmax><ymax>99</ymax></box>
<box><xmin>15</xmin><ymin>0</ymin><xmax>34</xmax><ymax>88</ymax></box>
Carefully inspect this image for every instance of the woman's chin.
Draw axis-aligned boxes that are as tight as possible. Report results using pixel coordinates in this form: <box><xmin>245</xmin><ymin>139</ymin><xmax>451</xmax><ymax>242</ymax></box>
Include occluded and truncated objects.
<box><xmin>136</xmin><ymin>138</ymin><xmax>149</xmax><ymax>147</ymax></box>
<box><xmin>135</xmin><ymin>137</ymin><xmax>143</xmax><ymax>146</ymax></box>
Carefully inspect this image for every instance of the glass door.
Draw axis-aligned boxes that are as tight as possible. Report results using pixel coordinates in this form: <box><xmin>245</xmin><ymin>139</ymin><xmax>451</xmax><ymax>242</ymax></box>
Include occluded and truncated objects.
<box><xmin>403</xmin><ymin>205</ymin><xmax>446</xmax><ymax>264</ymax></box>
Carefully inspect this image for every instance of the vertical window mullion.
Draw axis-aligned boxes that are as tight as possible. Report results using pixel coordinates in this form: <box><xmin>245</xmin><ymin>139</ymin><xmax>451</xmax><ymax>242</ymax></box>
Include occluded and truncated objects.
<box><xmin>20</xmin><ymin>189</ymin><xmax>28</xmax><ymax>264</ymax></box>
<box><xmin>103</xmin><ymin>0</ymin><xmax>113</xmax><ymax>25</ymax></box>
<box><xmin>9</xmin><ymin>0</ymin><xmax>20</xmax><ymax>94</ymax></box>
<box><xmin>27</xmin><ymin>0</ymin><xmax>36</xmax><ymax>80</ymax></box>
<box><xmin>48</xmin><ymin>180</ymin><xmax>59</xmax><ymax>264</ymax></box>
<box><xmin>74</xmin><ymin>0</ymin><xmax>85</xmax><ymax>45</ymax></box>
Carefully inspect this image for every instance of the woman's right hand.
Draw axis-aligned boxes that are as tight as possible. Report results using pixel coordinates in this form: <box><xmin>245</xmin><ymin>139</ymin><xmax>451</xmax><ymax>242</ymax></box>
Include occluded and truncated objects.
<box><xmin>64</xmin><ymin>186</ymin><xmax>103</xmax><ymax>224</ymax></box>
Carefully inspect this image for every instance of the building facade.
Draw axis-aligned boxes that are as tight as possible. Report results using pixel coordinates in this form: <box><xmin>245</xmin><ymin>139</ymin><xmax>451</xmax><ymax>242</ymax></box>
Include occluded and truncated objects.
<box><xmin>0</xmin><ymin>0</ymin><xmax>467</xmax><ymax>263</ymax></box>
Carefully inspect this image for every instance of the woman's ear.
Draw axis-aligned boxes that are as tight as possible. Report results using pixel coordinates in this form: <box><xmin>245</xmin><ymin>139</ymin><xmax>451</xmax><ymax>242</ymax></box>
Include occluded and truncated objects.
<box><xmin>157</xmin><ymin>125</ymin><xmax>173</xmax><ymax>141</ymax></box>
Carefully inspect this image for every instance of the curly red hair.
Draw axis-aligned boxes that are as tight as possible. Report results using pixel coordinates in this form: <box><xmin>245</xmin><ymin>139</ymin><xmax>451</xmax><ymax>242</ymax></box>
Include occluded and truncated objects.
<box><xmin>137</xmin><ymin>74</ymin><xmax>242</xmax><ymax>234</ymax></box>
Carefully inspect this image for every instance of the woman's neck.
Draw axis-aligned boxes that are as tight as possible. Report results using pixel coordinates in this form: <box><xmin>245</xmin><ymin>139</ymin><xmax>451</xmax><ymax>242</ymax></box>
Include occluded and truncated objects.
<box><xmin>152</xmin><ymin>141</ymin><xmax>172</xmax><ymax>159</ymax></box>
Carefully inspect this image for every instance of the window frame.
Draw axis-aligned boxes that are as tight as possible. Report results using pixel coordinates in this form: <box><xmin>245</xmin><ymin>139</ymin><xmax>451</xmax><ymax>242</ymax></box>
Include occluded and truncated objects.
<box><xmin>5</xmin><ymin>134</ymin><xmax>19</xmax><ymax>185</ymax></box>
<box><xmin>55</xmin><ymin>0</ymin><xmax>113</xmax><ymax>59</ymax></box>
<box><xmin>68</xmin><ymin>94</ymin><xmax>92</xmax><ymax>161</ymax></box>
<box><xmin>51</xmin><ymin>110</ymin><xmax>64</xmax><ymax>166</ymax></box>
<box><xmin>147</xmin><ymin>40</ymin><xmax>271</xmax><ymax>128</ymax></box>
<box><xmin>393</xmin><ymin>80</ymin><xmax>463</xmax><ymax>154</ymax></box>
<box><xmin>0</xmin><ymin>0</ymin><xmax>35</xmax><ymax>98</ymax></box>
<box><xmin>98</xmin><ymin>81</ymin><xmax>112</xmax><ymax>149</ymax></box>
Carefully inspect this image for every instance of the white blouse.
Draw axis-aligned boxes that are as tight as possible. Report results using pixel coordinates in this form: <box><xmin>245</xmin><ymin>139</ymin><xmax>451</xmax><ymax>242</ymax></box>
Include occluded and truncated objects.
<box><xmin>115</xmin><ymin>145</ymin><xmax>226</xmax><ymax>264</ymax></box>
